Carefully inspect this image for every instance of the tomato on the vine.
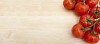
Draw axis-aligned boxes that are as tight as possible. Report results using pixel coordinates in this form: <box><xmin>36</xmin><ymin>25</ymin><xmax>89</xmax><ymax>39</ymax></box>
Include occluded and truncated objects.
<box><xmin>79</xmin><ymin>14</ymin><xmax>94</xmax><ymax>27</ymax></box>
<box><xmin>75</xmin><ymin>2</ymin><xmax>89</xmax><ymax>16</ymax></box>
<box><xmin>84</xmin><ymin>30</ymin><xmax>99</xmax><ymax>43</ymax></box>
<box><xmin>63</xmin><ymin>0</ymin><xmax>100</xmax><ymax>43</ymax></box>
<box><xmin>63</xmin><ymin>0</ymin><xmax>76</xmax><ymax>10</ymax></box>
<box><xmin>95</xmin><ymin>20</ymin><xmax>100</xmax><ymax>34</ymax></box>
<box><xmin>86</xmin><ymin>0</ymin><xmax>98</xmax><ymax>8</ymax></box>
<box><xmin>89</xmin><ymin>6</ymin><xmax>100</xmax><ymax>19</ymax></box>
<box><xmin>72</xmin><ymin>23</ymin><xmax>85</xmax><ymax>38</ymax></box>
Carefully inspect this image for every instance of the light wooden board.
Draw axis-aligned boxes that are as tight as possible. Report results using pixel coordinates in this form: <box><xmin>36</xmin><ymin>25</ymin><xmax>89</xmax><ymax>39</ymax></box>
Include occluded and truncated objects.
<box><xmin>0</xmin><ymin>0</ymin><xmax>99</xmax><ymax>44</ymax></box>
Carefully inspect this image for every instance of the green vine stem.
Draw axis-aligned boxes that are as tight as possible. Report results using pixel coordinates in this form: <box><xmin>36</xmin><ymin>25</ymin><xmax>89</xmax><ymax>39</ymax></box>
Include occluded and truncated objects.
<box><xmin>89</xmin><ymin>0</ymin><xmax>100</xmax><ymax>28</ymax></box>
<box><xmin>89</xmin><ymin>18</ymin><xmax>100</xmax><ymax>28</ymax></box>
<box><xmin>90</xmin><ymin>18</ymin><xmax>100</xmax><ymax>34</ymax></box>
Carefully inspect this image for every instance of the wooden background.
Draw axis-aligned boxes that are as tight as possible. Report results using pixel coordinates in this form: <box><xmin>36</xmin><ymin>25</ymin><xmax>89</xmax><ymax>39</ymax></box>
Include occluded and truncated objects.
<box><xmin>0</xmin><ymin>0</ymin><xmax>99</xmax><ymax>44</ymax></box>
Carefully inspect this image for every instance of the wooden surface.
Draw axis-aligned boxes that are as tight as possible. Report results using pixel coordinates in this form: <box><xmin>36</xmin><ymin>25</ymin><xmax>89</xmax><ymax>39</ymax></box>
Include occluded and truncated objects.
<box><xmin>0</xmin><ymin>0</ymin><xmax>99</xmax><ymax>44</ymax></box>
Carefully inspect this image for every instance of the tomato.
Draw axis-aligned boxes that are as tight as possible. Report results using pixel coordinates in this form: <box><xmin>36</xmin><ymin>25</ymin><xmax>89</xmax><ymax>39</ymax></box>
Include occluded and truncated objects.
<box><xmin>63</xmin><ymin>0</ymin><xmax>76</xmax><ymax>10</ymax></box>
<box><xmin>89</xmin><ymin>7</ymin><xmax>100</xmax><ymax>19</ymax></box>
<box><xmin>84</xmin><ymin>30</ymin><xmax>99</xmax><ymax>43</ymax></box>
<box><xmin>95</xmin><ymin>20</ymin><xmax>100</xmax><ymax>34</ymax></box>
<box><xmin>75</xmin><ymin>2</ymin><xmax>89</xmax><ymax>16</ymax></box>
<box><xmin>72</xmin><ymin>23</ymin><xmax>85</xmax><ymax>38</ymax></box>
<box><xmin>79</xmin><ymin>14</ymin><xmax>94</xmax><ymax>27</ymax></box>
<box><xmin>86</xmin><ymin>0</ymin><xmax>98</xmax><ymax>8</ymax></box>
<box><xmin>75</xmin><ymin>0</ymin><xmax>82</xmax><ymax>3</ymax></box>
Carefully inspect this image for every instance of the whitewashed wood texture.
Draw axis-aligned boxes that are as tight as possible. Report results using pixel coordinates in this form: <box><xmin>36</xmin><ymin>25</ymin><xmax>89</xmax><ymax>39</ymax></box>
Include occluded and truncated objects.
<box><xmin>0</xmin><ymin>0</ymin><xmax>99</xmax><ymax>44</ymax></box>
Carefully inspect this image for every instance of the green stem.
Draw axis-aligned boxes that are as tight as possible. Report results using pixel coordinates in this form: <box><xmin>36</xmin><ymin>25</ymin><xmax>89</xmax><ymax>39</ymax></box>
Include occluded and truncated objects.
<box><xmin>89</xmin><ymin>18</ymin><xmax>100</xmax><ymax>28</ymax></box>
<box><xmin>92</xmin><ymin>19</ymin><xmax>100</xmax><ymax>34</ymax></box>
<box><xmin>92</xmin><ymin>22</ymin><xmax>96</xmax><ymax>34</ymax></box>
<box><xmin>90</xmin><ymin>18</ymin><xmax>100</xmax><ymax>34</ymax></box>
<box><xmin>86</xmin><ymin>15</ymin><xmax>92</xmax><ymax>23</ymax></box>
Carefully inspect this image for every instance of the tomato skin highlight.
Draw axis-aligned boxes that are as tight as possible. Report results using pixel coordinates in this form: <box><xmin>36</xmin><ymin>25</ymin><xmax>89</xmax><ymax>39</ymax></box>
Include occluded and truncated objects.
<box><xmin>63</xmin><ymin>0</ymin><xmax>76</xmax><ymax>10</ymax></box>
<box><xmin>95</xmin><ymin>20</ymin><xmax>100</xmax><ymax>34</ymax></box>
<box><xmin>86</xmin><ymin>0</ymin><xmax>98</xmax><ymax>8</ymax></box>
<box><xmin>79</xmin><ymin>14</ymin><xmax>94</xmax><ymax>27</ymax></box>
<box><xmin>84</xmin><ymin>30</ymin><xmax>99</xmax><ymax>43</ymax></box>
<box><xmin>89</xmin><ymin>7</ymin><xmax>100</xmax><ymax>19</ymax></box>
<box><xmin>72</xmin><ymin>23</ymin><xmax>85</xmax><ymax>38</ymax></box>
<box><xmin>75</xmin><ymin>2</ymin><xmax>89</xmax><ymax>16</ymax></box>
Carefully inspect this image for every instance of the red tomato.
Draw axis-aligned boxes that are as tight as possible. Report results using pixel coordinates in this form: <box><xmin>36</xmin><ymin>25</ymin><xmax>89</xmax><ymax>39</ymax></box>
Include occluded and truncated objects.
<box><xmin>95</xmin><ymin>20</ymin><xmax>100</xmax><ymax>34</ymax></box>
<box><xmin>75</xmin><ymin>0</ymin><xmax>82</xmax><ymax>3</ymax></box>
<box><xmin>84</xmin><ymin>30</ymin><xmax>99</xmax><ymax>43</ymax></box>
<box><xmin>75</xmin><ymin>2</ymin><xmax>89</xmax><ymax>16</ymax></box>
<box><xmin>63</xmin><ymin>0</ymin><xmax>76</xmax><ymax>10</ymax></box>
<box><xmin>89</xmin><ymin>7</ymin><xmax>100</xmax><ymax>19</ymax></box>
<box><xmin>86</xmin><ymin>0</ymin><xmax>98</xmax><ymax>8</ymax></box>
<box><xmin>79</xmin><ymin>14</ymin><xmax>94</xmax><ymax>27</ymax></box>
<box><xmin>72</xmin><ymin>23</ymin><xmax>85</xmax><ymax>38</ymax></box>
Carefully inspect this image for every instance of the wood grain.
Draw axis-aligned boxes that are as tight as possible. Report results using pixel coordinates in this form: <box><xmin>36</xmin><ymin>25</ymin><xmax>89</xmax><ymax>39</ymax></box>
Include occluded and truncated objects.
<box><xmin>0</xmin><ymin>0</ymin><xmax>99</xmax><ymax>44</ymax></box>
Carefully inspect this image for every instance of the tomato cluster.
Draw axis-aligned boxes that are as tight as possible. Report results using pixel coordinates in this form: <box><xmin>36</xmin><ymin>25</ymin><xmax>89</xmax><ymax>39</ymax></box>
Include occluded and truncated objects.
<box><xmin>63</xmin><ymin>0</ymin><xmax>100</xmax><ymax>43</ymax></box>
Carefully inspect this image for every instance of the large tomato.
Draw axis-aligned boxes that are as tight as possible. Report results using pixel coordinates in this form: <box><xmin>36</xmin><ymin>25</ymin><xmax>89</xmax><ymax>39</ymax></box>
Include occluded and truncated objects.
<box><xmin>75</xmin><ymin>2</ymin><xmax>89</xmax><ymax>16</ymax></box>
<box><xmin>79</xmin><ymin>14</ymin><xmax>94</xmax><ymax>27</ymax></box>
<box><xmin>86</xmin><ymin>0</ymin><xmax>98</xmax><ymax>8</ymax></box>
<box><xmin>89</xmin><ymin>6</ymin><xmax>100</xmax><ymax>19</ymax></box>
<box><xmin>72</xmin><ymin>23</ymin><xmax>85</xmax><ymax>38</ymax></box>
<box><xmin>63</xmin><ymin>0</ymin><xmax>76</xmax><ymax>10</ymax></box>
<box><xmin>84</xmin><ymin>30</ymin><xmax>99</xmax><ymax>43</ymax></box>
<box><xmin>95</xmin><ymin>20</ymin><xmax>100</xmax><ymax>34</ymax></box>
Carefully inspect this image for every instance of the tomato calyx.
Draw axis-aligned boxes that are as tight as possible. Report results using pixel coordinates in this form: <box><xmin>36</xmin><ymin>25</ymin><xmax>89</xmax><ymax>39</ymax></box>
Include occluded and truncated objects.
<box><xmin>82</xmin><ymin>27</ymin><xmax>85</xmax><ymax>31</ymax></box>
<box><xmin>91</xmin><ymin>30</ymin><xmax>97</xmax><ymax>34</ymax></box>
<box><xmin>95</xmin><ymin>11</ymin><xmax>99</xmax><ymax>18</ymax></box>
<box><xmin>72</xmin><ymin>0</ymin><xmax>76</xmax><ymax>3</ymax></box>
<box><xmin>95</xmin><ymin>6</ymin><xmax>99</xmax><ymax>18</ymax></box>
<box><xmin>86</xmin><ymin>15</ymin><xmax>92</xmax><ymax>22</ymax></box>
<box><xmin>82</xmin><ymin>0</ymin><xmax>85</xmax><ymax>4</ymax></box>
<box><xmin>87</xmin><ymin>19</ymin><xmax>92</xmax><ymax>22</ymax></box>
<box><xmin>86</xmin><ymin>15</ymin><xmax>94</xmax><ymax>27</ymax></box>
